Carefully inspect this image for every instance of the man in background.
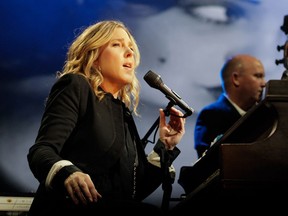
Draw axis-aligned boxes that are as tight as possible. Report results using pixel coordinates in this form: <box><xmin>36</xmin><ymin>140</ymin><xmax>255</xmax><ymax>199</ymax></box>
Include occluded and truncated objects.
<box><xmin>194</xmin><ymin>54</ymin><xmax>266</xmax><ymax>158</ymax></box>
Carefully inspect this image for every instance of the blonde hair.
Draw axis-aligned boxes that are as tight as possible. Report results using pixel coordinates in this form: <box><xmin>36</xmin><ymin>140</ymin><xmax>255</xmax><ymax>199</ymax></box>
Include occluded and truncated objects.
<box><xmin>58</xmin><ymin>20</ymin><xmax>141</xmax><ymax>115</ymax></box>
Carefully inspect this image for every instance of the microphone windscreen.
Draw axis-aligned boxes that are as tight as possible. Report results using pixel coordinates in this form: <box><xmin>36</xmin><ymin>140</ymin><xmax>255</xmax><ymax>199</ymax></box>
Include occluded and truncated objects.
<box><xmin>143</xmin><ymin>70</ymin><xmax>163</xmax><ymax>89</ymax></box>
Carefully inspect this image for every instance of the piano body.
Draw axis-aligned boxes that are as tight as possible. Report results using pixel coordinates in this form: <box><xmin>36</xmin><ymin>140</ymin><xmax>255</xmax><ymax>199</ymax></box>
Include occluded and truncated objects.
<box><xmin>172</xmin><ymin>80</ymin><xmax>288</xmax><ymax>214</ymax></box>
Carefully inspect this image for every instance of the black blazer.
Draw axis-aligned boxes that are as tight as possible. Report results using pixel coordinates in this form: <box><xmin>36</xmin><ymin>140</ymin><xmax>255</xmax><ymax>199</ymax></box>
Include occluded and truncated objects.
<box><xmin>194</xmin><ymin>94</ymin><xmax>242</xmax><ymax>158</ymax></box>
<box><xmin>27</xmin><ymin>74</ymin><xmax>180</xmax><ymax>215</ymax></box>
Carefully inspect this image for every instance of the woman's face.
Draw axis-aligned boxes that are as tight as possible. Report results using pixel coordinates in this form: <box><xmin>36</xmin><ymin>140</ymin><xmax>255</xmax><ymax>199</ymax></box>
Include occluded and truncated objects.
<box><xmin>97</xmin><ymin>27</ymin><xmax>135</xmax><ymax>96</ymax></box>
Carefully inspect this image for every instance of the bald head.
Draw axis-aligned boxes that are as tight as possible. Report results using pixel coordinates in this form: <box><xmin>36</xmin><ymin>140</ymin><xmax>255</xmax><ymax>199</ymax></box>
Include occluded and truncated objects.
<box><xmin>218</xmin><ymin>54</ymin><xmax>266</xmax><ymax>111</ymax></box>
<box><xmin>220</xmin><ymin>54</ymin><xmax>264</xmax><ymax>93</ymax></box>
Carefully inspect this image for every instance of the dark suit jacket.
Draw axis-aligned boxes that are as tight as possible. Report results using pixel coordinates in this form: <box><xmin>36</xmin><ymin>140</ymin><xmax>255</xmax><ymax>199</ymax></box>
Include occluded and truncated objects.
<box><xmin>27</xmin><ymin>74</ymin><xmax>180</xmax><ymax>215</ymax></box>
<box><xmin>194</xmin><ymin>94</ymin><xmax>242</xmax><ymax>158</ymax></box>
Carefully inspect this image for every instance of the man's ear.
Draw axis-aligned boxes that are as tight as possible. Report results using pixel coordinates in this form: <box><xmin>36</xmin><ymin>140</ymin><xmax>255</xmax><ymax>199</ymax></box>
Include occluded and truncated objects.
<box><xmin>232</xmin><ymin>71</ymin><xmax>240</xmax><ymax>87</ymax></box>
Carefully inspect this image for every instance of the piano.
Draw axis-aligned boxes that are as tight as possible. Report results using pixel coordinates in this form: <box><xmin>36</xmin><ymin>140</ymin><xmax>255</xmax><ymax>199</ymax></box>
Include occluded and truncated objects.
<box><xmin>171</xmin><ymin>80</ymin><xmax>288</xmax><ymax>214</ymax></box>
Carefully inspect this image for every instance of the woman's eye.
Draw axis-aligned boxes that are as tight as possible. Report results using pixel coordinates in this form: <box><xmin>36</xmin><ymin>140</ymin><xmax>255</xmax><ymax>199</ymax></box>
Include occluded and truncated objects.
<box><xmin>177</xmin><ymin>2</ymin><xmax>254</xmax><ymax>24</ymax></box>
<box><xmin>112</xmin><ymin>43</ymin><xmax>120</xmax><ymax>47</ymax></box>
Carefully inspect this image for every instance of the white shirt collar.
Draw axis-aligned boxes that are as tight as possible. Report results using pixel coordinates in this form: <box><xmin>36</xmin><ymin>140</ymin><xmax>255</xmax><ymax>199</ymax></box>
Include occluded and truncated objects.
<box><xmin>224</xmin><ymin>94</ymin><xmax>246</xmax><ymax>116</ymax></box>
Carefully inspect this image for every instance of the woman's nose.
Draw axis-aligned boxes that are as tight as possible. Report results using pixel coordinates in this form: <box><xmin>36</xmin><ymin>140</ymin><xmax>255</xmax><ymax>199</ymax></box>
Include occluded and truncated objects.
<box><xmin>125</xmin><ymin>47</ymin><xmax>133</xmax><ymax>57</ymax></box>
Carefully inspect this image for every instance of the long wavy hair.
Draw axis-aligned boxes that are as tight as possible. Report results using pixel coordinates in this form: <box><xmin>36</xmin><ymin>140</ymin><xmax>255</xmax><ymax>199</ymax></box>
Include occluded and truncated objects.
<box><xmin>58</xmin><ymin>20</ymin><xmax>141</xmax><ymax>115</ymax></box>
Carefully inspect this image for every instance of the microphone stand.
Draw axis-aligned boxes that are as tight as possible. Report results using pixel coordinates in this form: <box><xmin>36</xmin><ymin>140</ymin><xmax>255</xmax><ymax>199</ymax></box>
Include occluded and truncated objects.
<box><xmin>141</xmin><ymin>101</ymin><xmax>174</xmax><ymax>213</ymax></box>
<box><xmin>141</xmin><ymin>101</ymin><xmax>173</xmax><ymax>148</ymax></box>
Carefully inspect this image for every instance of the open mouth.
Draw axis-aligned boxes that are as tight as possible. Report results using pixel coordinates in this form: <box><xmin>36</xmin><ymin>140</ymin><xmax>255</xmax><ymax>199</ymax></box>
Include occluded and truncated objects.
<box><xmin>123</xmin><ymin>63</ymin><xmax>132</xmax><ymax>68</ymax></box>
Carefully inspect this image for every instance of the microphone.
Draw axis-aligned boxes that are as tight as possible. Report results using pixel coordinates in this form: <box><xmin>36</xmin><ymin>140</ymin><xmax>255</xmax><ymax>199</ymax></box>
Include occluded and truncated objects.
<box><xmin>144</xmin><ymin>70</ymin><xmax>194</xmax><ymax>117</ymax></box>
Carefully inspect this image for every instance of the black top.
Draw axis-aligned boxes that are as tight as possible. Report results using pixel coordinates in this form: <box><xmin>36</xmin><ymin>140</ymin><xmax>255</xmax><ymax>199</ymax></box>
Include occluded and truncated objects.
<box><xmin>27</xmin><ymin>74</ymin><xmax>180</xmax><ymax>215</ymax></box>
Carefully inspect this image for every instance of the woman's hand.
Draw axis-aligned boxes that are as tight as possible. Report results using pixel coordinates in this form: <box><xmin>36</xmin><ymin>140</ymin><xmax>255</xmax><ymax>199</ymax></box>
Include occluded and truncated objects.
<box><xmin>159</xmin><ymin>107</ymin><xmax>186</xmax><ymax>150</ymax></box>
<box><xmin>64</xmin><ymin>171</ymin><xmax>102</xmax><ymax>205</ymax></box>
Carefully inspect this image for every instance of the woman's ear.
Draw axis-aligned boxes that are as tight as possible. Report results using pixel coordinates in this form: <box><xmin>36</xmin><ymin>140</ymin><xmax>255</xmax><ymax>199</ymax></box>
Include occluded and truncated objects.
<box><xmin>93</xmin><ymin>60</ymin><xmax>101</xmax><ymax>72</ymax></box>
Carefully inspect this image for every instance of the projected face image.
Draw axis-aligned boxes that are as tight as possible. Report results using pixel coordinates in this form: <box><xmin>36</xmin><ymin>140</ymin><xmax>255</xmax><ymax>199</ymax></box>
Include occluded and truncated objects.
<box><xmin>133</xmin><ymin>0</ymin><xmax>286</xmax><ymax>112</ymax></box>
<box><xmin>122</xmin><ymin>0</ymin><xmax>288</xmax><ymax>200</ymax></box>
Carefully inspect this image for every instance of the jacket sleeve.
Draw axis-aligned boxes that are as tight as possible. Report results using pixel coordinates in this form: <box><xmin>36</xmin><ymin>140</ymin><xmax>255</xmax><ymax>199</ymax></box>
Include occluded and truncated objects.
<box><xmin>27</xmin><ymin>74</ymin><xmax>89</xmax><ymax>183</ymax></box>
<box><xmin>153</xmin><ymin>140</ymin><xmax>181</xmax><ymax>167</ymax></box>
